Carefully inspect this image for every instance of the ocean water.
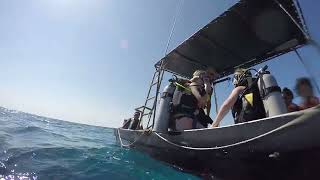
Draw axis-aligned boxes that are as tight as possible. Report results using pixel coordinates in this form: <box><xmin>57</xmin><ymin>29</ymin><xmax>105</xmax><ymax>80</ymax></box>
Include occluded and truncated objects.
<box><xmin>0</xmin><ymin>107</ymin><xmax>199</xmax><ymax>180</ymax></box>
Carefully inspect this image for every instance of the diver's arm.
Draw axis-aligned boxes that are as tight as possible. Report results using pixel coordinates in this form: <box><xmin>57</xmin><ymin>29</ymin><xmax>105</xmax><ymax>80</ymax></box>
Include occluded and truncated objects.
<box><xmin>211</xmin><ymin>86</ymin><xmax>245</xmax><ymax>128</ymax></box>
<box><xmin>190</xmin><ymin>85</ymin><xmax>202</xmax><ymax>100</ymax></box>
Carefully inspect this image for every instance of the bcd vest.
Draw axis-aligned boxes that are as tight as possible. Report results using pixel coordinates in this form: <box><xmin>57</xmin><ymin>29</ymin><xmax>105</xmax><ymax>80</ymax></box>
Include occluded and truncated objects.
<box><xmin>172</xmin><ymin>81</ymin><xmax>198</xmax><ymax>118</ymax></box>
<box><xmin>232</xmin><ymin>81</ymin><xmax>266</xmax><ymax>124</ymax></box>
<box><xmin>171</xmin><ymin>80</ymin><xmax>213</xmax><ymax>128</ymax></box>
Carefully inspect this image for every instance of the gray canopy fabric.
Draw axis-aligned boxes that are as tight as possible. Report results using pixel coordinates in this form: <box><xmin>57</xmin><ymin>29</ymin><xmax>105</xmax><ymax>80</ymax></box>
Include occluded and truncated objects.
<box><xmin>157</xmin><ymin>0</ymin><xmax>308</xmax><ymax>78</ymax></box>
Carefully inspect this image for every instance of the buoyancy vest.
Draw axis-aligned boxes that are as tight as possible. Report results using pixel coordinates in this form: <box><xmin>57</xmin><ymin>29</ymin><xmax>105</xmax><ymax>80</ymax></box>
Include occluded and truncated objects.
<box><xmin>171</xmin><ymin>79</ymin><xmax>213</xmax><ymax>128</ymax></box>
<box><xmin>169</xmin><ymin>81</ymin><xmax>198</xmax><ymax>130</ymax></box>
<box><xmin>232</xmin><ymin>79</ymin><xmax>266</xmax><ymax>124</ymax></box>
<box><xmin>172</xmin><ymin>81</ymin><xmax>198</xmax><ymax>118</ymax></box>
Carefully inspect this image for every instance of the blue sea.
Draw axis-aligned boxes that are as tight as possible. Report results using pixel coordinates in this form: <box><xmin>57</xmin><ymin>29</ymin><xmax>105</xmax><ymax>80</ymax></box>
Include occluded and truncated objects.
<box><xmin>0</xmin><ymin>107</ymin><xmax>198</xmax><ymax>180</ymax></box>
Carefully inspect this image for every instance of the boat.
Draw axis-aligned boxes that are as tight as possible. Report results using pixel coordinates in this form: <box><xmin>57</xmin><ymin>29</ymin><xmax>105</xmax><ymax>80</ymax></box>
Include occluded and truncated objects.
<box><xmin>114</xmin><ymin>0</ymin><xmax>320</xmax><ymax>179</ymax></box>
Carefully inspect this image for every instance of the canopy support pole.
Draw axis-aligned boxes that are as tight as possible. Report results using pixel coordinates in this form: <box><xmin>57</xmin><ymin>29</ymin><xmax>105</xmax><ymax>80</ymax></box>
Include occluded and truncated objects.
<box><xmin>294</xmin><ymin>49</ymin><xmax>320</xmax><ymax>94</ymax></box>
<box><xmin>213</xmin><ymin>85</ymin><xmax>219</xmax><ymax>114</ymax></box>
<box><xmin>273</xmin><ymin>0</ymin><xmax>310</xmax><ymax>40</ymax></box>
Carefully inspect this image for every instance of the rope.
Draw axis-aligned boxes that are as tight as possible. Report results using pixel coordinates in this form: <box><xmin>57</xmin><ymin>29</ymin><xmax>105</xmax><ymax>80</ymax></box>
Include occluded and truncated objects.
<box><xmin>153</xmin><ymin>110</ymin><xmax>316</xmax><ymax>150</ymax></box>
<box><xmin>151</xmin><ymin>0</ymin><xmax>185</xmax><ymax>128</ymax></box>
<box><xmin>160</xmin><ymin>0</ymin><xmax>185</xmax><ymax>71</ymax></box>
<box><xmin>163</xmin><ymin>0</ymin><xmax>185</xmax><ymax>56</ymax></box>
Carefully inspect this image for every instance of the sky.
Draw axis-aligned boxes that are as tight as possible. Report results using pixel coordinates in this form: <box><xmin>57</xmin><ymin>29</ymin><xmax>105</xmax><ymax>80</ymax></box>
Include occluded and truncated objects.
<box><xmin>0</xmin><ymin>0</ymin><xmax>319</xmax><ymax>127</ymax></box>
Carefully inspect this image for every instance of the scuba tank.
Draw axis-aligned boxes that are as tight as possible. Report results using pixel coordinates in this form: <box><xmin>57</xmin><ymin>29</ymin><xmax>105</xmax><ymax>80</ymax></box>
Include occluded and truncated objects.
<box><xmin>153</xmin><ymin>83</ymin><xmax>176</xmax><ymax>133</ymax></box>
<box><xmin>257</xmin><ymin>69</ymin><xmax>287</xmax><ymax>117</ymax></box>
<box><xmin>172</xmin><ymin>88</ymin><xmax>183</xmax><ymax>106</ymax></box>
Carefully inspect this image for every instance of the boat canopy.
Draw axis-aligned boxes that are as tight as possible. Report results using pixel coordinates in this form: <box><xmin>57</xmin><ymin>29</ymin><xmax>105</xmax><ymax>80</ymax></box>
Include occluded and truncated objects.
<box><xmin>157</xmin><ymin>0</ymin><xmax>308</xmax><ymax>78</ymax></box>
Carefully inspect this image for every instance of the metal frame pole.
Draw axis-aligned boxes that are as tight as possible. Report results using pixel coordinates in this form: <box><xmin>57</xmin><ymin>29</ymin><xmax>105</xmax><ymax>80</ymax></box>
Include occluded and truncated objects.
<box><xmin>212</xmin><ymin>85</ymin><xmax>219</xmax><ymax>114</ymax></box>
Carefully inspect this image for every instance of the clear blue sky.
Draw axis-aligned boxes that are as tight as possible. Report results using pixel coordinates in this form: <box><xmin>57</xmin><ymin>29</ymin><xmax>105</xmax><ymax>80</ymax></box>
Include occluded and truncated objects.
<box><xmin>0</xmin><ymin>0</ymin><xmax>319</xmax><ymax>127</ymax></box>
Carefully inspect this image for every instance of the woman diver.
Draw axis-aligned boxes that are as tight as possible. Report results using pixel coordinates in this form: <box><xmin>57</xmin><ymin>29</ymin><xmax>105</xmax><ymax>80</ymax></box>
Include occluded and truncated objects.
<box><xmin>211</xmin><ymin>68</ymin><xmax>266</xmax><ymax>127</ymax></box>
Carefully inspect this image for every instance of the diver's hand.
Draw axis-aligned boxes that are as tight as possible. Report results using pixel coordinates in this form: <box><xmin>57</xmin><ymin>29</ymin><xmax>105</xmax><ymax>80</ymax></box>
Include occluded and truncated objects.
<box><xmin>211</xmin><ymin>121</ymin><xmax>220</xmax><ymax>128</ymax></box>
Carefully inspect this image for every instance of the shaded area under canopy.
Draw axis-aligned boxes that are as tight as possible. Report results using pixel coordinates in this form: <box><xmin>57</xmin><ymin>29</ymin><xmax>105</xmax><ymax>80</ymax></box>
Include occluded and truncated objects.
<box><xmin>157</xmin><ymin>0</ymin><xmax>308</xmax><ymax>78</ymax></box>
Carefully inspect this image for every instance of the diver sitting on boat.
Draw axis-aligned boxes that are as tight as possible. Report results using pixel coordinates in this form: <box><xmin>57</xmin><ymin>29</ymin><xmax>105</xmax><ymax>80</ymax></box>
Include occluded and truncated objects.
<box><xmin>282</xmin><ymin>87</ymin><xmax>299</xmax><ymax>112</ymax></box>
<box><xmin>211</xmin><ymin>66</ymin><xmax>289</xmax><ymax>127</ymax></box>
<box><xmin>171</xmin><ymin>70</ymin><xmax>213</xmax><ymax>130</ymax></box>
<box><xmin>124</xmin><ymin>111</ymin><xmax>142</xmax><ymax>130</ymax></box>
<box><xmin>211</xmin><ymin>68</ymin><xmax>266</xmax><ymax>127</ymax></box>
<box><xmin>122</xmin><ymin>119</ymin><xmax>131</xmax><ymax>129</ymax></box>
